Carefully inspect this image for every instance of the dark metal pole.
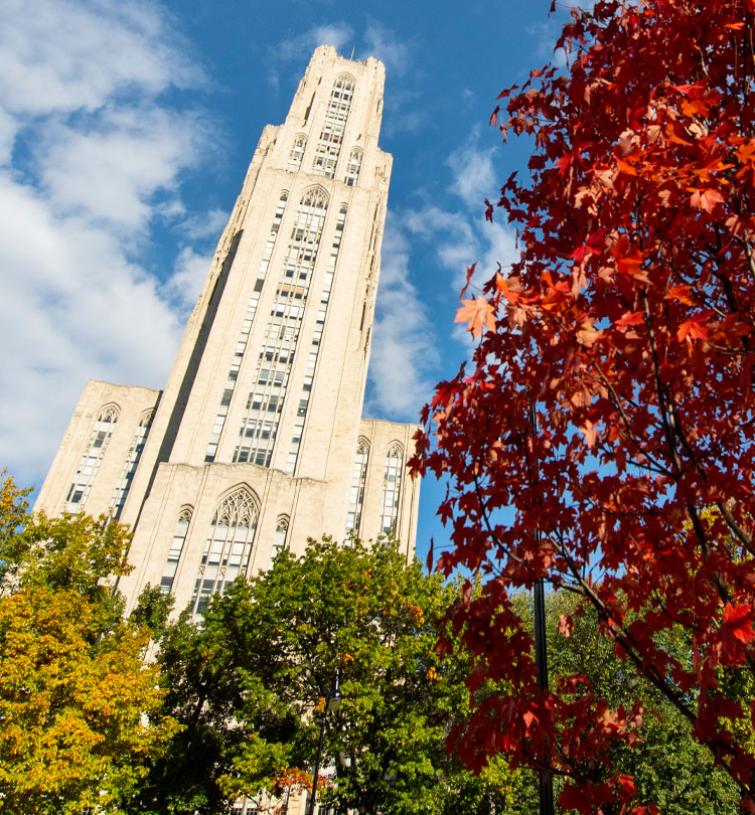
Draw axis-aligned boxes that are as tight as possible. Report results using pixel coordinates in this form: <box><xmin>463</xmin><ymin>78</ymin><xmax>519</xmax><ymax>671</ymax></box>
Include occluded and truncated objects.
<box><xmin>534</xmin><ymin>574</ymin><xmax>554</xmax><ymax>815</ymax></box>
<box><xmin>306</xmin><ymin>712</ymin><xmax>327</xmax><ymax>815</ymax></box>
<box><xmin>307</xmin><ymin>669</ymin><xmax>340</xmax><ymax>815</ymax></box>
<box><xmin>530</xmin><ymin>400</ymin><xmax>554</xmax><ymax>815</ymax></box>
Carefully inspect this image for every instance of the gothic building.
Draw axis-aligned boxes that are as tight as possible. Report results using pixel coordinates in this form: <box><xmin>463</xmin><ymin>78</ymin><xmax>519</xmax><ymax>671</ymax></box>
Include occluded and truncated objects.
<box><xmin>35</xmin><ymin>46</ymin><xmax>420</xmax><ymax>614</ymax></box>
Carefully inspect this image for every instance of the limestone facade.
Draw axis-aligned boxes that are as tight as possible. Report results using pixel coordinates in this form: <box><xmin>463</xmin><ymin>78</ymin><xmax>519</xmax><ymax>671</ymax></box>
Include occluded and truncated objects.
<box><xmin>35</xmin><ymin>47</ymin><xmax>420</xmax><ymax>614</ymax></box>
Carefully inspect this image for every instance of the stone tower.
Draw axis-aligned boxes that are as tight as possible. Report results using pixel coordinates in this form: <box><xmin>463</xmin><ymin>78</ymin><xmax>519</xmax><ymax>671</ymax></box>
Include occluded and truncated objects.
<box><xmin>35</xmin><ymin>47</ymin><xmax>420</xmax><ymax>615</ymax></box>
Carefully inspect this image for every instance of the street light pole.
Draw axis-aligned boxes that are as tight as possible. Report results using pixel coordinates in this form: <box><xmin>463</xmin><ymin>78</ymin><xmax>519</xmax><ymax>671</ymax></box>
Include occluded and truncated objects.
<box><xmin>534</xmin><ymin>572</ymin><xmax>554</xmax><ymax>815</ymax></box>
<box><xmin>306</xmin><ymin>669</ymin><xmax>341</xmax><ymax>815</ymax></box>
<box><xmin>530</xmin><ymin>400</ymin><xmax>554</xmax><ymax>815</ymax></box>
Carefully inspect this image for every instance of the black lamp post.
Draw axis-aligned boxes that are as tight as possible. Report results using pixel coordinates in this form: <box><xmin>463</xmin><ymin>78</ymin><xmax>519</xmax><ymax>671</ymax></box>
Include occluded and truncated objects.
<box><xmin>306</xmin><ymin>669</ymin><xmax>342</xmax><ymax>815</ymax></box>
<box><xmin>530</xmin><ymin>400</ymin><xmax>554</xmax><ymax>815</ymax></box>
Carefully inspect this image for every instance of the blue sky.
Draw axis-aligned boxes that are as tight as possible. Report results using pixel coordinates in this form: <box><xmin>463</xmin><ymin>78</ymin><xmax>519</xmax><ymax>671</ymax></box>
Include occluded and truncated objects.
<box><xmin>0</xmin><ymin>0</ymin><xmax>582</xmax><ymax>561</ymax></box>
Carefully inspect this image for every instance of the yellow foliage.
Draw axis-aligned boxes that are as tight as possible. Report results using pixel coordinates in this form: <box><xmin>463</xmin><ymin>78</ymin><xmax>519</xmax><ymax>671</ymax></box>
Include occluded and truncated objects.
<box><xmin>0</xmin><ymin>475</ymin><xmax>179</xmax><ymax>814</ymax></box>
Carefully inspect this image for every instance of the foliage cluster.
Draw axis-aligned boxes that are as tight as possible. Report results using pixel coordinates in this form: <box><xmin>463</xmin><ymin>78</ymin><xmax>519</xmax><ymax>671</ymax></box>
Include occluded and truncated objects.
<box><xmin>0</xmin><ymin>469</ymin><xmax>743</xmax><ymax>814</ymax></box>
<box><xmin>0</xmin><ymin>474</ymin><xmax>177</xmax><ymax>815</ymax></box>
<box><xmin>413</xmin><ymin>1</ymin><xmax>754</xmax><ymax>811</ymax></box>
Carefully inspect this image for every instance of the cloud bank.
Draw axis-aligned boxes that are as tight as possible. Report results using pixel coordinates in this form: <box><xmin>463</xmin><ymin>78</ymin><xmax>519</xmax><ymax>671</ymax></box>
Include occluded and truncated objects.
<box><xmin>0</xmin><ymin>0</ymin><xmax>216</xmax><ymax>486</ymax></box>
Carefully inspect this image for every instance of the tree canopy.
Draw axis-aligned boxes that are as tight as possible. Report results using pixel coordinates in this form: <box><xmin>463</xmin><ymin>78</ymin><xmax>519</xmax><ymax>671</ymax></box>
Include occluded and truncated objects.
<box><xmin>134</xmin><ymin>537</ymin><xmax>524</xmax><ymax>815</ymax></box>
<box><xmin>0</xmin><ymin>474</ymin><xmax>177</xmax><ymax>815</ymax></box>
<box><xmin>412</xmin><ymin>1</ymin><xmax>754</xmax><ymax>811</ymax></box>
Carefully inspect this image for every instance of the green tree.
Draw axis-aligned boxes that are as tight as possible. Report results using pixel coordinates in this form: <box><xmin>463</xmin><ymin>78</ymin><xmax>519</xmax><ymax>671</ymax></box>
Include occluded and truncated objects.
<box><xmin>135</xmin><ymin>537</ymin><xmax>525</xmax><ymax>815</ymax></box>
<box><xmin>0</xmin><ymin>473</ymin><xmax>178</xmax><ymax>815</ymax></box>
<box><xmin>517</xmin><ymin>590</ymin><xmax>741</xmax><ymax>814</ymax></box>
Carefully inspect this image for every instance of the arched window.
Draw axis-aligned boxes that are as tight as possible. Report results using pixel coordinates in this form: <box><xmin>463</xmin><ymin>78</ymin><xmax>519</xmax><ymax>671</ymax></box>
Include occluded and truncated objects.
<box><xmin>270</xmin><ymin>515</ymin><xmax>289</xmax><ymax>568</ymax></box>
<box><xmin>205</xmin><ymin>191</ymin><xmax>289</xmax><ymax>463</ymax></box>
<box><xmin>344</xmin><ymin>148</ymin><xmax>363</xmax><ymax>186</ymax></box>
<box><xmin>235</xmin><ymin>188</ymin><xmax>329</xmax><ymax>470</ymax></box>
<box><xmin>346</xmin><ymin>437</ymin><xmax>370</xmax><ymax>534</ymax></box>
<box><xmin>312</xmin><ymin>74</ymin><xmax>355</xmax><ymax>178</ymax></box>
<box><xmin>287</xmin><ymin>134</ymin><xmax>307</xmax><ymax>172</ymax></box>
<box><xmin>299</xmin><ymin>186</ymin><xmax>329</xmax><ymax>210</ymax></box>
<box><xmin>111</xmin><ymin>409</ymin><xmax>153</xmax><ymax>516</ymax></box>
<box><xmin>191</xmin><ymin>487</ymin><xmax>259</xmax><ymax>616</ymax></box>
<box><xmin>379</xmin><ymin>442</ymin><xmax>404</xmax><ymax>535</ymax></box>
<box><xmin>284</xmin><ymin>201</ymin><xmax>347</xmax><ymax>474</ymax></box>
<box><xmin>66</xmin><ymin>403</ymin><xmax>121</xmax><ymax>507</ymax></box>
<box><xmin>160</xmin><ymin>507</ymin><xmax>192</xmax><ymax>594</ymax></box>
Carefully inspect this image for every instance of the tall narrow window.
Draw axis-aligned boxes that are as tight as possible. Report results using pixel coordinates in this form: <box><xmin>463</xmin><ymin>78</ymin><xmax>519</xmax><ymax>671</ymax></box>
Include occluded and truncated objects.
<box><xmin>312</xmin><ymin>74</ymin><xmax>354</xmax><ymax>178</ymax></box>
<box><xmin>287</xmin><ymin>135</ymin><xmax>307</xmax><ymax>172</ymax></box>
<box><xmin>110</xmin><ymin>409</ymin><xmax>153</xmax><ymax>517</ymax></box>
<box><xmin>344</xmin><ymin>148</ymin><xmax>362</xmax><ymax>186</ymax></box>
<box><xmin>270</xmin><ymin>516</ymin><xmax>289</xmax><ymax>568</ymax></box>
<box><xmin>346</xmin><ymin>437</ymin><xmax>369</xmax><ymax>535</ymax></box>
<box><xmin>160</xmin><ymin>508</ymin><xmax>192</xmax><ymax>594</ymax></box>
<box><xmin>205</xmin><ymin>192</ymin><xmax>289</xmax><ymax>462</ymax></box>
<box><xmin>191</xmin><ymin>487</ymin><xmax>259</xmax><ymax>617</ymax></box>
<box><xmin>236</xmin><ymin>187</ymin><xmax>329</xmax><ymax>470</ymax></box>
<box><xmin>66</xmin><ymin>403</ymin><xmax>120</xmax><ymax>508</ymax></box>
<box><xmin>379</xmin><ymin>442</ymin><xmax>404</xmax><ymax>535</ymax></box>
<box><xmin>285</xmin><ymin>203</ymin><xmax>347</xmax><ymax>475</ymax></box>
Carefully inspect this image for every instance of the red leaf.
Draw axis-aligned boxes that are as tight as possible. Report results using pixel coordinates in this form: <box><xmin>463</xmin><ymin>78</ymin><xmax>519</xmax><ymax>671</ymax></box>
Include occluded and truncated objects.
<box><xmin>723</xmin><ymin>603</ymin><xmax>755</xmax><ymax>645</ymax></box>
<box><xmin>665</xmin><ymin>285</ymin><xmax>695</xmax><ymax>305</ymax></box>
<box><xmin>616</xmin><ymin>774</ymin><xmax>636</xmax><ymax>799</ymax></box>
<box><xmin>426</xmin><ymin>537</ymin><xmax>435</xmax><ymax>573</ymax></box>
<box><xmin>558</xmin><ymin>614</ymin><xmax>574</xmax><ymax>638</ymax></box>
<box><xmin>460</xmin><ymin>262</ymin><xmax>477</xmax><ymax>299</ymax></box>
<box><xmin>615</xmin><ymin>311</ymin><xmax>645</xmax><ymax>329</ymax></box>
<box><xmin>677</xmin><ymin>316</ymin><xmax>709</xmax><ymax>342</ymax></box>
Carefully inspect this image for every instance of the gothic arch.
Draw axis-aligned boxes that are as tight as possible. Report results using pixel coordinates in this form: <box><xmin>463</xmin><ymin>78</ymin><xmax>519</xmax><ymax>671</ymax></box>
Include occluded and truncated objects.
<box><xmin>97</xmin><ymin>403</ymin><xmax>120</xmax><ymax>423</ymax></box>
<box><xmin>213</xmin><ymin>484</ymin><xmax>260</xmax><ymax>526</ymax></box>
<box><xmin>334</xmin><ymin>72</ymin><xmax>356</xmax><ymax>89</ymax></box>
<box><xmin>300</xmin><ymin>185</ymin><xmax>329</xmax><ymax>208</ymax></box>
<box><xmin>386</xmin><ymin>440</ymin><xmax>404</xmax><ymax>458</ymax></box>
<box><xmin>138</xmin><ymin>408</ymin><xmax>154</xmax><ymax>427</ymax></box>
<box><xmin>177</xmin><ymin>504</ymin><xmax>194</xmax><ymax>521</ymax></box>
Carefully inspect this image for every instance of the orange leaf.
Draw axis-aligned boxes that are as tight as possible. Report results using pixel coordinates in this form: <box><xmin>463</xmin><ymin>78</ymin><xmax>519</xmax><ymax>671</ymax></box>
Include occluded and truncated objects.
<box><xmin>455</xmin><ymin>297</ymin><xmax>496</xmax><ymax>337</ymax></box>
<box><xmin>665</xmin><ymin>285</ymin><xmax>695</xmax><ymax>305</ymax></box>
<box><xmin>690</xmin><ymin>188</ymin><xmax>724</xmax><ymax>213</ymax></box>
<box><xmin>558</xmin><ymin>614</ymin><xmax>574</xmax><ymax>638</ymax></box>
<box><xmin>677</xmin><ymin>316</ymin><xmax>709</xmax><ymax>342</ymax></box>
<box><xmin>615</xmin><ymin>310</ymin><xmax>645</xmax><ymax>329</ymax></box>
<box><xmin>615</xmin><ymin>157</ymin><xmax>637</xmax><ymax>176</ymax></box>
<box><xmin>723</xmin><ymin>603</ymin><xmax>755</xmax><ymax>644</ymax></box>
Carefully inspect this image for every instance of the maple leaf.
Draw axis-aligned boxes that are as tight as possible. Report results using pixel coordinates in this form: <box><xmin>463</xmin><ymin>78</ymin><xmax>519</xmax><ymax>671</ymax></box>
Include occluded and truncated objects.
<box><xmin>420</xmin><ymin>0</ymin><xmax>755</xmax><ymax>806</ymax></box>
<box><xmin>615</xmin><ymin>311</ymin><xmax>645</xmax><ymax>330</ymax></box>
<box><xmin>426</xmin><ymin>537</ymin><xmax>435</xmax><ymax>573</ymax></box>
<box><xmin>690</xmin><ymin>188</ymin><xmax>724</xmax><ymax>213</ymax></box>
<box><xmin>677</xmin><ymin>316</ymin><xmax>709</xmax><ymax>342</ymax></box>
<box><xmin>454</xmin><ymin>297</ymin><xmax>496</xmax><ymax>337</ymax></box>
<box><xmin>665</xmin><ymin>285</ymin><xmax>695</xmax><ymax>305</ymax></box>
<box><xmin>722</xmin><ymin>603</ymin><xmax>755</xmax><ymax>645</ymax></box>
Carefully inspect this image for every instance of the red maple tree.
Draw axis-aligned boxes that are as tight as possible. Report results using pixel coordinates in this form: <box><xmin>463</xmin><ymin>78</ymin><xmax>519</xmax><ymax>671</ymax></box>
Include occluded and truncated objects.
<box><xmin>411</xmin><ymin>1</ymin><xmax>754</xmax><ymax>811</ymax></box>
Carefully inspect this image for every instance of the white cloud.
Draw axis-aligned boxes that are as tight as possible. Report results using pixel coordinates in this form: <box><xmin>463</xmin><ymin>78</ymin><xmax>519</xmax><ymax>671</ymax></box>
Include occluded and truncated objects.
<box><xmin>177</xmin><ymin>207</ymin><xmax>229</xmax><ymax>242</ymax></box>
<box><xmin>0</xmin><ymin>0</ymin><xmax>213</xmax><ymax>487</ymax></box>
<box><xmin>275</xmin><ymin>23</ymin><xmax>355</xmax><ymax>62</ymax></box>
<box><xmin>163</xmin><ymin>246</ymin><xmax>213</xmax><ymax>313</ymax></box>
<box><xmin>363</xmin><ymin>21</ymin><xmax>412</xmax><ymax>76</ymax></box>
<box><xmin>37</xmin><ymin>107</ymin><xmax>209</xmax><ymax>234</ymax></box>
<box><xmin>447</xmin><ymin>138</ymin><xmax>496</xmax><ymax>210</ymax></box>
<box><xmin>0</xmin><ymin>0</ymin><xmax>202</xmax><ymax>158</ymax></box>
<box><xmin>366</xmin><ymin>214</ymin><xmax>439</xmax><ymax>419</ymax></box>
